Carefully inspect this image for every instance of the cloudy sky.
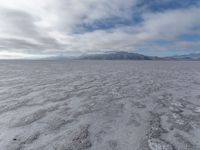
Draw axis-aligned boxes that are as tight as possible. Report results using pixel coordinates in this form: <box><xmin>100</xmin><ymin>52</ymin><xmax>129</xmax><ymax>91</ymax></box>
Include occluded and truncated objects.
<box><xmin>0</xmin><ymin>0</ymin><xmax>200</xmax><ymax>58</ymax></box>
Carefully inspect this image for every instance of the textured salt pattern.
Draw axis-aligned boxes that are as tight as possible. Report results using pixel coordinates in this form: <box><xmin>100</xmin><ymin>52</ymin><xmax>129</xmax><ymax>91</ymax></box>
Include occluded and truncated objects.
<box><xmin>0</xmin><ymin>60</ymin><xmax>200</xmax><ymax>150</ymax></box>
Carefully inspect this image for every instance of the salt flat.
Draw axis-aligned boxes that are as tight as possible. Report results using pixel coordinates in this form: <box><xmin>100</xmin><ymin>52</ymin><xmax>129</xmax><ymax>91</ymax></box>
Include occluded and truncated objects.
<box><xmin>0</xmin><ymin>60</ymin><xmax>200</xmax><ymax>150</ymax></box>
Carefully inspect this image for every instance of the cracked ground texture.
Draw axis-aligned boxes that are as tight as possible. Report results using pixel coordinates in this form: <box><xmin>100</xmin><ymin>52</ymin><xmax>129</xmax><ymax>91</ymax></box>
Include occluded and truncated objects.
<box><xmin>0</xmin><ymin>60</ymin><xmax>200</xmax><ymax>150</ymax></box>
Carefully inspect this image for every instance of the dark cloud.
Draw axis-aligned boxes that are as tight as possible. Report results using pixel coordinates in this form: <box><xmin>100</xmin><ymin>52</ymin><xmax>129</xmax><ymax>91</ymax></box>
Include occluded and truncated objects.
<box><xmin>0</xmin><ymin>37</ymin><xmax>66</xmax><ymax>53</ymax></box>
<box><xmin>0</xmin><ymin>7</ymin><xmax>66</xmax><ymax>53</ymax></box>
<box><xmin>0</xmin><ymin>8</ymin><xmax>39</xmax><ymax>37</ymax></box>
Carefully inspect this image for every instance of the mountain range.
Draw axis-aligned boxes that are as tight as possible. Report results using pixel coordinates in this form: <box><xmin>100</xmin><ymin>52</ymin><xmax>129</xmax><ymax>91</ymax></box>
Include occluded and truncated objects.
<box><xmin>77</xmin><ymin>51</ymin><xmax>200</xmax><ymax>60</ymax></box>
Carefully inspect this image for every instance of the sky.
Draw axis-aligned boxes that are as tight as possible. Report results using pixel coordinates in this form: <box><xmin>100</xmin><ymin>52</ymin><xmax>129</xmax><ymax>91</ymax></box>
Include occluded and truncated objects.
<box><xmin>0</xmin><ymin>0</ymin><xmax>200</xmax><ymax>59</ymax></box>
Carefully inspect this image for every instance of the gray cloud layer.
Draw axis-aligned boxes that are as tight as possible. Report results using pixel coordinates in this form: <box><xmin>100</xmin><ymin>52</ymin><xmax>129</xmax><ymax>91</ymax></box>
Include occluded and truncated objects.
<box><xmin>0</xmin><ymin>0</ymin><xmax>200</xmax><ymax>58</ymax></box>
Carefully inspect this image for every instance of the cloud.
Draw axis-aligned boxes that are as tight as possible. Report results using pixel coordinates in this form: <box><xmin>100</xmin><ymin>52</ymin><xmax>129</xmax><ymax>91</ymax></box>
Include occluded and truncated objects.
<box><xmin>0</xmin><ymin>0</ymin><xmax>200</xmax><ymax>58</ymax></box>
<box><xmin>0</xmin><ymin>51</ymin><xmax>54</xmax><ymax>59</ymax></box>
<box><xmin>58</xmin><ymin>6</ymin><xmax>200</xmax><ymax>52</ymax></box>
<box><xmin>140</xmin><ymin>7</ymin><xmax>200</xmax><ymax>39</ymax></box>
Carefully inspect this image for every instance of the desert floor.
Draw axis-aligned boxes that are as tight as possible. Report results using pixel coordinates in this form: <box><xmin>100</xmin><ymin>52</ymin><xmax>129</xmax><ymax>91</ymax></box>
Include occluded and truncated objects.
<box><xmin>0</xmin><ymin>60</ymin><xmax>200</xmax><ymax>150</ymax></box>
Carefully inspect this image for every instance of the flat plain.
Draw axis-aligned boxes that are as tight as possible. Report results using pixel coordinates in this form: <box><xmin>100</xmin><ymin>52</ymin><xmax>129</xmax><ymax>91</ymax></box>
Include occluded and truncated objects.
<box><xmin>0</xmin><ymin>60</ymin><xmax>200</xmax><ymax>150</ymax></box>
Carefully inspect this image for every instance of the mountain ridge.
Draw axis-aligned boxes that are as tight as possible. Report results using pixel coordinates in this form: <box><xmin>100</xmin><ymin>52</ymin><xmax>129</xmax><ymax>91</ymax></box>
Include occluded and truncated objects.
<box><xmin>77</xmin><ymin>51</ymin><xmax>200</xmax><ymax>60</ymax></box>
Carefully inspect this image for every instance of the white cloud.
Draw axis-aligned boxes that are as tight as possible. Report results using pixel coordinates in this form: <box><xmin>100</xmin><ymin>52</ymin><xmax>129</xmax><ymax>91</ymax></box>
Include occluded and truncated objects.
<box><xmin>0</xmin><ymin>0</ymin><xmax>200</xmax><ymax>58</ymax></box>
<box><xmin>140</xmin><ymin>7</ymin><xmax>200</xmax><ymax>39</ymax></box>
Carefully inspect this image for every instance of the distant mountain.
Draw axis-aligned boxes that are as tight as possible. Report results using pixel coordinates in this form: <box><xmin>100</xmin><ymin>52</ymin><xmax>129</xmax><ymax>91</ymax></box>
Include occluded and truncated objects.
<box><xmin>78</xmin><ymin>52</ymin><xmax>200</xmax><ymax>60</ymax></box>
<box><xmin>78</xmin><ymin>51</ymin><xmax>161</xmax><ymax>60</ymax></box>
<box><xmin>168</xmin><ymin>53</ymin><xmax>200</xmax><ymax>60</ymax></box>
<box><xmin>44</xmin><ymin>52</ymin><xmax>200</xmax><ymax>60</ymax></box>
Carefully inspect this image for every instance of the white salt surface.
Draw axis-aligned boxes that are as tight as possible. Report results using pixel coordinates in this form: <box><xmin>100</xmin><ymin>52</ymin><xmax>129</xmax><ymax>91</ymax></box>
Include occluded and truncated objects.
<box><xmin>0</xmin><ymin>60</ymin><xmax>200</xmax><ymax>150</ymax></box>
